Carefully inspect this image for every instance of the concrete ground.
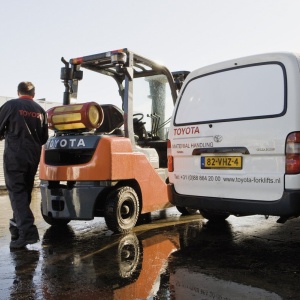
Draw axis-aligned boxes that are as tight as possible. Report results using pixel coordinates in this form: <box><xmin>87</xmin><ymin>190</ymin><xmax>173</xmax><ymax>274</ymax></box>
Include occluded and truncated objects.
<box><xmin>0</xmin><ymin>189</ymin><xmax>300</xmax><ymax>299</ymax></box>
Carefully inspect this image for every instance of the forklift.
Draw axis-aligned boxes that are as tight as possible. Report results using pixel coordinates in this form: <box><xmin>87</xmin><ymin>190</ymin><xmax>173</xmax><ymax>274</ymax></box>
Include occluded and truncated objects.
<box><xmin>39</xmin><ymin>48</ymin><xmax>191</xmax><ymax>233</ymax></box>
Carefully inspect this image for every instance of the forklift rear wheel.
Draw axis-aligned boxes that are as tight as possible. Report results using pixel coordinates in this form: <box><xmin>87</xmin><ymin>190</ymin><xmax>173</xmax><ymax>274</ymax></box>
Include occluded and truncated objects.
<box><xmin>176</xmin><ymin>206</ymin><xmax>198</xmax><ymax>215</ymax></box>
<box><xmin>41</xmin><ymin>204</ymin><xmax>71</xmax><ymax>226</ymax></box>
<box><xmin>105</xmin><ymin>186</ymin><xmax>140</xmax><ymax>234</ymax></box>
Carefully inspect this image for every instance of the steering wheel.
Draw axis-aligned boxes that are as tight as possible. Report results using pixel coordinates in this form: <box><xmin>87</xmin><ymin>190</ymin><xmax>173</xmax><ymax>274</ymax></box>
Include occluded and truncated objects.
<box><xmin>133</xmin><ymin>113</ymin><xmax>144</xmax><ymax>123</ymax></box>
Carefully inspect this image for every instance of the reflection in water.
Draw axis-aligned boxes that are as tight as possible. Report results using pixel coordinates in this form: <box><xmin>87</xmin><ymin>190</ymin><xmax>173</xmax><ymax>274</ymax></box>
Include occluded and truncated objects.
<box><xmin>42</xmin><ymin>225</ymin><xmax>76</xmax><ymax>247</ymax></box>
<box><xmin>179</xmin><ymin>219</ymin><xmax>233</xmax><ymax>249</ymax></box>
<box><xmin>6</xmin><ymin>215</ymin><xmax>294</xmax><ymax>300</ymax></box>
<box><xmin>170</xmin><ymin>269</ymin><xmax>282</xmax><ymax>300</ymax></box>
<box><xmin>3</xmin><ymin>192</ymin><xmax>300</xmax><ymax>299</ymax></box>
<box><xmin>170</xmin><ymin>220</ymin><xmax>283</xmax><ymax>300</ymax></box>
<box><xmin>10</xmin><ymin>248</ymin><xmax>40</xmax><ymax>300</ymax></box>
<box><xmin>116</xmin><ymin>233</ymin><xmax>142</xmax><ymax>280</ymax></box>
<box><xmin>41</xmin><ymin>225</ymin><xmax>181</xmax><ymax>299</ymax></box>
<box><xmin>112</xmin><ymin>232</ymin><xmax>179</xmax><ymax>299</ymax></box>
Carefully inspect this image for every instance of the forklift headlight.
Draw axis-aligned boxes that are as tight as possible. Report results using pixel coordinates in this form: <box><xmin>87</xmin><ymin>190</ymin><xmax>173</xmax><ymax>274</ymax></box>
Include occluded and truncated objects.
<box><xmin>47</xmin><ymin>102</ymin><xmax>104</xmax><ymax>131</ymax></box>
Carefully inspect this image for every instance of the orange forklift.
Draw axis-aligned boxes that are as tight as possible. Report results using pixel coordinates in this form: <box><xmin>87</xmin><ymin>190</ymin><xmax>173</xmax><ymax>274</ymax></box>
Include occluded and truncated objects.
<box><xmin>39</xmin><ymin>48</ymin><xmax>190</xmax><ymax>233</ymax></box>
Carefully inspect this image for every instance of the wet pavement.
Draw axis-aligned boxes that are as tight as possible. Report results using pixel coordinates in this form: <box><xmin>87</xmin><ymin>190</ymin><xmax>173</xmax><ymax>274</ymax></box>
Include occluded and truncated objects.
<box><xmin>0</xmin><ymin>189</ymin><xmax>300</xmax><ymax>299</ymax></box>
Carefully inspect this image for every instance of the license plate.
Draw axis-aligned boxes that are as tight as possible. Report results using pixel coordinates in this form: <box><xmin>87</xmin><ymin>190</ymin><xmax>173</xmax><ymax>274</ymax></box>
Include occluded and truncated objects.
<box><xmin>201</xmin><ymin>156</ymin><xmax>242</xmax><ymax>169</ymax></box>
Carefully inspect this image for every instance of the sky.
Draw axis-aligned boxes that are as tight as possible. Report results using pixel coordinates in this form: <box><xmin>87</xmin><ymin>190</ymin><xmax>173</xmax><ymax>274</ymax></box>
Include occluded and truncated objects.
<box><xmin>1</xmin><ymin>0</ymin><xmax>300</xmax><ymax>103</ymax></box>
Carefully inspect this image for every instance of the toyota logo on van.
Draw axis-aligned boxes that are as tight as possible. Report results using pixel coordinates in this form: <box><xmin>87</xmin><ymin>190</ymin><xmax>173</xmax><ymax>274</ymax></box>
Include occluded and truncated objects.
<box><xmin>214</xmin><ymin>135</ymin><xmax>223</xmax><ymax>142</ymax></box>
<box><xmin>173</xmin><ymin>126</ymin><xmax>200</xmax><ymax>135</ymax></box>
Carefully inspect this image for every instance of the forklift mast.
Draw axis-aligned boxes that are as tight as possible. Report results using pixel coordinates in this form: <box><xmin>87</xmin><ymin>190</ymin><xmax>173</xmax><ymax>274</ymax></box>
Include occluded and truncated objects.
<box><xmin>59</xmin><ymin>48</ymin><xmax>188</xmax><ymax>143</ymax></box>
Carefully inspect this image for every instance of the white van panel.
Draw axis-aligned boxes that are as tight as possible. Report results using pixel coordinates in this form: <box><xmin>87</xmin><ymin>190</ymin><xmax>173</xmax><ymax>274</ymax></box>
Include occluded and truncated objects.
<box><xmin>170</xmin><ymin>113</ymin><xmax>287</xmax><ymax>201</ymax></box>
<box><xmin>168</xmin><ymin>52</ymin><xmax>300</xmax><ymax>216</ymax></box>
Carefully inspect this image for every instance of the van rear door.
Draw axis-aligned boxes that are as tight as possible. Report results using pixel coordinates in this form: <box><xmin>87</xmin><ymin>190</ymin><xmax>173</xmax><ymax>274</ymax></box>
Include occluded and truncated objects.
<box><xmin>169</xmin><ymin>55</ymin><xmax>295</xmax><ymax>202</ymax></box>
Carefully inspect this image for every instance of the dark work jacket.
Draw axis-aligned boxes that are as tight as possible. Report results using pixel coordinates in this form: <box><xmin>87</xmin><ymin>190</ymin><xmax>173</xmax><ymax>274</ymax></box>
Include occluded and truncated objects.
<box><xmin>0</xmin><ymin>97</ymin><xmax>48</xmax><ymax>157</ymax></box>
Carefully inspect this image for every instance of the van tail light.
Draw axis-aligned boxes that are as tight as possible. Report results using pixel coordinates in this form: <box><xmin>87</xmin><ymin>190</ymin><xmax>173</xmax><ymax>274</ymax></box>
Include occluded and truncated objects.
<box><xmin>286</xmin><ymin>132</ymin><xmax>300</xmax><ymax>174</ymax></box>
<box><xmin>167</xmin><ymin>139</ymin><xmax>174</xmax><ymax>172</ymax></box>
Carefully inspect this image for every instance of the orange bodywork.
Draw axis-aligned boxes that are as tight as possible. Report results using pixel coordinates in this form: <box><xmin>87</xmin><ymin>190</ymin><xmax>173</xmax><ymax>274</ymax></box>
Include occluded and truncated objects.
<box><xmin>39</xmin><ymin>136</ymin><xmax>171</xmax><ymax>213</ymax></box>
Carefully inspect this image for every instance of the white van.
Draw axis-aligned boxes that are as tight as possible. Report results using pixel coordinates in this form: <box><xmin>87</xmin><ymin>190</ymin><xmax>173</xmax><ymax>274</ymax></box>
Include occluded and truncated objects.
<box><xmin>167</xmin><ymin>52</ymin><xmax>300</xmax><ymax>223</ymax></box>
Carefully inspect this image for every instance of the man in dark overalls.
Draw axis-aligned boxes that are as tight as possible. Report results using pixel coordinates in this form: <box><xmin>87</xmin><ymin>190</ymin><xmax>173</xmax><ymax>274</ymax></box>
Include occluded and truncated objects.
<box><xmin>0</xmin><ymin>82</ymin><xmax>48</xmax><ymax>248</ymax></box>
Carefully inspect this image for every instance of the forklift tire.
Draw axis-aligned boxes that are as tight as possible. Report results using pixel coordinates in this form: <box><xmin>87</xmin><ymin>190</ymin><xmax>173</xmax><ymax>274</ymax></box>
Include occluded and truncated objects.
<box><xmin>41</xmin><ymin>204</ymin><xmax>71</xmax><ymax>226</ymax></box>
<box><xmin>105</xmin><ymin>186</ymin><xmax>140</xmax><ymax>234</ymax></box>
<box><xmin>176</xmin><ymin>206</ymin><xmax>198</xmax><ymax>215</ymax></box>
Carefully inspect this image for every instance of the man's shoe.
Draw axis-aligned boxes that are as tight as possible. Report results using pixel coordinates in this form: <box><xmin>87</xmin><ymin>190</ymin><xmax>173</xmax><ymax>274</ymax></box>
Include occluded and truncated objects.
<box><xmin>9</xmin><ymin>219</ymin><xmax>19</xmax><ymax>241</ymax></box>
<box><xmin>9</xmin><ymin>231</ymin><xmax>39</xmax><ymax>249</ymax></box>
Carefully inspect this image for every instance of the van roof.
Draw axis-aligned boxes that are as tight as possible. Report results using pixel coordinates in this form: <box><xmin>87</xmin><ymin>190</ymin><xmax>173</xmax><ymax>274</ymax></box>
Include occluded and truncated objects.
<box><xmin>185</xmin><ymin>51</ymin><xmax>300</xmax><ymax>83</ymax></box>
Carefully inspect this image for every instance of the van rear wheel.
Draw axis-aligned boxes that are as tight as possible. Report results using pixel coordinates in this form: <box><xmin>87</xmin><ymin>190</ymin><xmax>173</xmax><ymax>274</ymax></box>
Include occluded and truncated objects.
<box><xmin>200</xmin><ymin>210</ymin><xmax>230</xmax><ymax>222</ymax></box>
<box><xmin>105</xmin><ymin>186</ymin><xmax>140</xmax><ymax>234</ymax></box>
<box><xmin>176</xmin><ymin>206</ymin><xmax>198</xmax><ymax>215</ymax></box>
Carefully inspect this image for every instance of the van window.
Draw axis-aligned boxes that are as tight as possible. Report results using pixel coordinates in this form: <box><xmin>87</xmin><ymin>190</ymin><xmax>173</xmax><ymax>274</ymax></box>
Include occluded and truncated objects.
<box><xmin>174</xmin><ymin>63</ymin><xmax>286</xmax><ymax>125</ymax></box>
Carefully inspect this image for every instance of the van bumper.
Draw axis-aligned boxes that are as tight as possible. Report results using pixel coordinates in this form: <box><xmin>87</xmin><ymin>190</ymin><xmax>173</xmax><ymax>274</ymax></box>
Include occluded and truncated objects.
<box><xmin>168</xmin><ymin>183</ymin><xmax>300</xmax><ymax>217</ymax></box>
